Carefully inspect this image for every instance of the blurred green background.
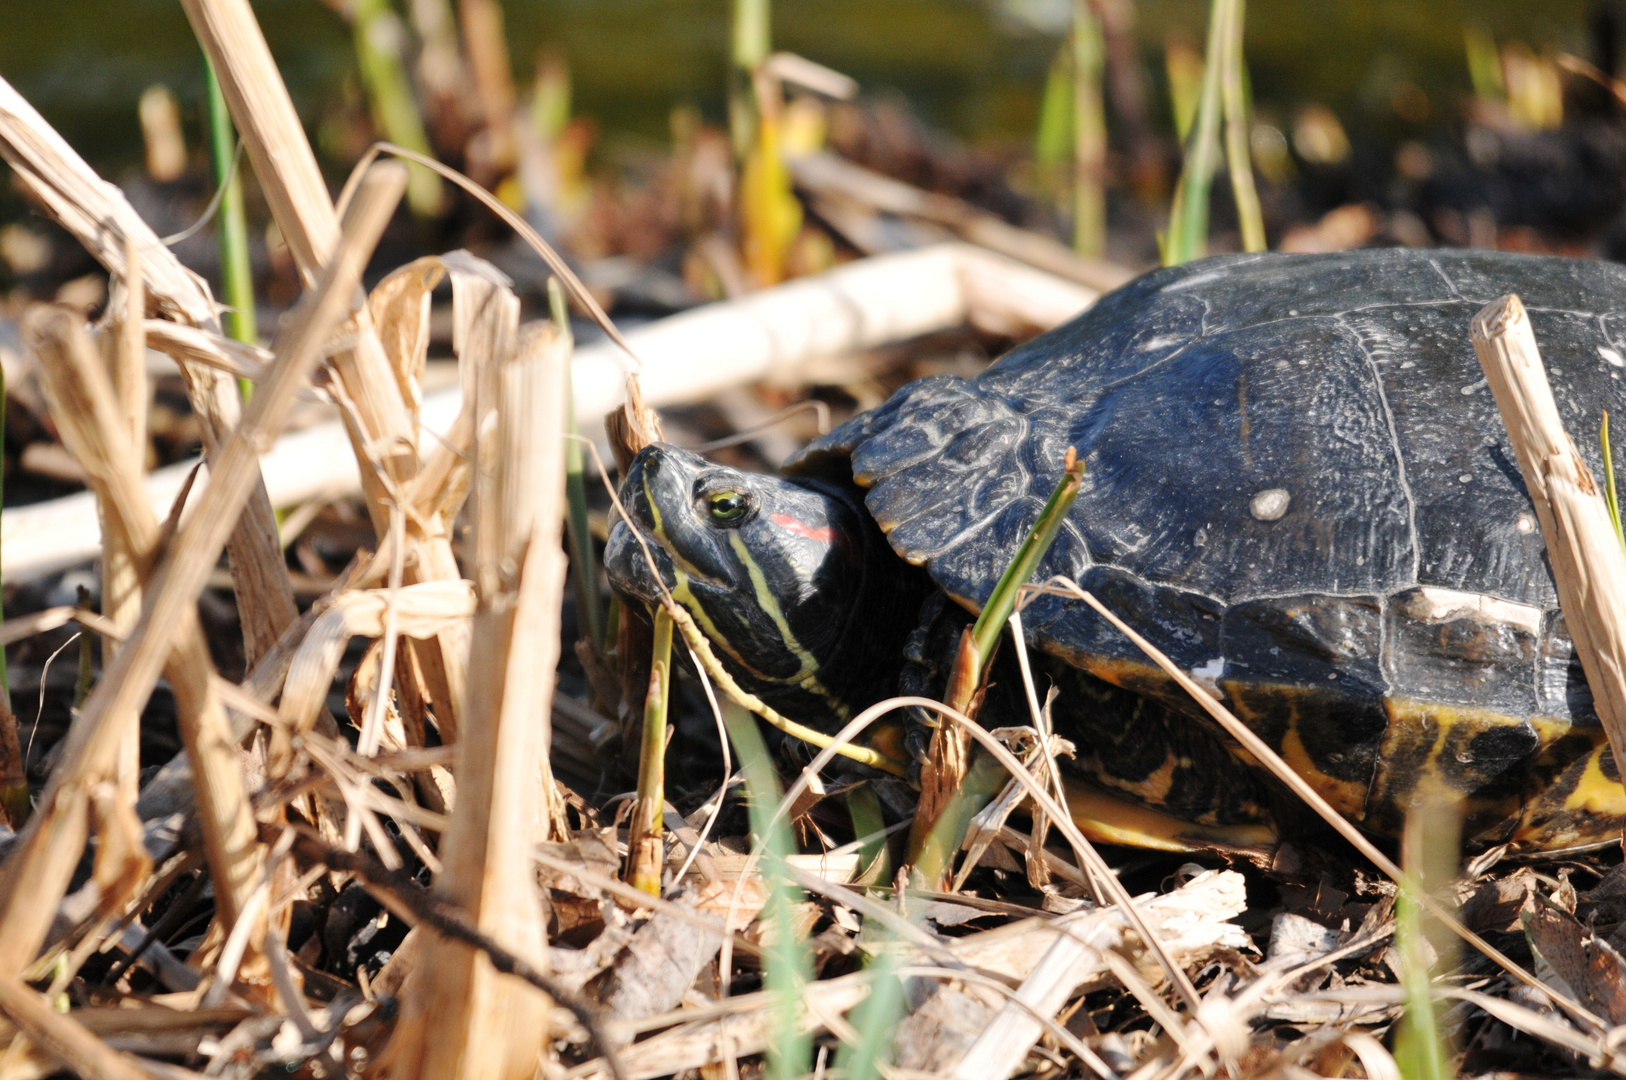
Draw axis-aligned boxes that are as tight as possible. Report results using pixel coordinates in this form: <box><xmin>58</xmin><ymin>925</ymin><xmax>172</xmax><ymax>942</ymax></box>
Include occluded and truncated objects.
<box><xmin>0</xmin><ymin>0</ymin><xmax>1596</xmax><ymax>173</ymax></box>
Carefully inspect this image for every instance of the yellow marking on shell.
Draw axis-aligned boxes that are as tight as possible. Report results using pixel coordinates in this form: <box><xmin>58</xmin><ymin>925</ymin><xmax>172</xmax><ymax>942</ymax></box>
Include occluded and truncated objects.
<box><xmin>1133</xmin><ymin>752</ymin><xmax>1180</xmax><ymax>804</ymax></box>
<box><xmin>1224</xmin><ymin>691</ymin><xmax>1373</xmax><ymax>821</ymax></box>
<box><xmin>1278</xmin><ymin>714</ymin><xmax>1368</xmax><ymax>819</ymax></box>
<box><xmin>1561</xmin><ymin>742</ymin><xmax>1625</xmax><ymax>816</ymax></box>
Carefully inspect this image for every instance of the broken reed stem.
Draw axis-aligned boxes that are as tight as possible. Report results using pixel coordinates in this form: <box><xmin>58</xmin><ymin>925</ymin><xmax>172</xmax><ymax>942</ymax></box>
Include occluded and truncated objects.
<box><xmin>910</xmin><ymin>448</ymin><xmax>1084</xmax><ymax>885</ymax></box>
<box><xmin>398</xmin><ymin>320</ymin><xmax>569</xmax><ymax>1080</ymax></box>
<box><xmin>1470</xmin><ymin>295</ymin><xmax>1626</xmax><ymax>786</ymax></box>
<box><xmin>181</xmin><ymin>0</ymin><xmax>337</xmax><ymax>279</ymax></box>
<box><xmin>626</xmin><ymin>606</ymin><xmax>673</xmax><ymax>895</ymax></box>
<box><xmin>205</xmin><ymin>58</ymin><xmax>256</xmax><ymax>358</ymax></box>
<box><xmin>0</xmin><ymin>71</ymin><xmax>297</xmax><ymax>665</ymax></box>
<box><xmin>189</xmin><ymin>0</ymin><xmax>471</xmax><ymax>724</ymax></box>
<box><xmin>0</xmin><ymin>163</ymin><xmax>407</xmax><ymax>977</ymax></box>
<box><xmin>108</xmin><ymin>235</ymin><xmax>148</xmax><ymax>801</ymax></box>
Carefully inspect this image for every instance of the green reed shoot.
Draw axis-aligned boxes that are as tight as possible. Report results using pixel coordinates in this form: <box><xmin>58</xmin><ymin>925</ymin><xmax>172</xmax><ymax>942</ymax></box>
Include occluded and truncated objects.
<box><xmin>836</xmin><ymin>944</ymin><xmax>905</xmax><ymax>1080</ymax></box>
<box><xmin>730</xmin><ymin>0</ymin><xmax>771</xmax><ymax>162</ymax></box>
<box><xmin>723</xmin><ymin>704</ymin><xmax>812</xmax><ymax>1080</ymax></box>
<box><xmin>1464</xmin><ymin>26</ymin><xmax>1506</xmax><ymax>105</ymax></box>
<box><xmin>351</xmin><ymin>0</ymin><xmax>443</xmax><ymax>216</ymax></box>
<box><xmin>967</xmin><ymin>447</ymin><xmax>1084</xmax><ymax>681</ymax></box>
<box><xmin>1220</xmin><ymin>0</ymin><xmax>1265</xmax><ymax>252</ymax></box>
<box><xmin>1165</xmin><ymin>0</ymin><xmax>1263</xmax><ymax>263</ymax></box>
<box><xmin>1034</xmin><ymin>45</ymin><xmax>1072</xmax><ymax>205</ymax></box>
<box><xmin>626</xmin><ymin>606</ymin><xmax>673</xmax><ymax>895</ymax></box>
<box><xmin>913</xmin><ymin>448</ymin><xmax>1084</xmax><ymax>885</ymax></box>
<box><xmin>1072</xmin><ymin>0</ymin><xmax>1107</xmax><ymax>257</ymax></box>
<box><xmin>205</xmin><ymin>60</ymin><xmax>255</xmax><ymax>364</ymax></box>
<box><xmin>845</xmin><ymin>782</ymin><xmax>891</xmax><ymax>884</ymax></box>
<box><xmin>551</xmin><ymin>279</ymin><xmax>605</xmax><ymax>652</ymax></box>
<box><xmin>1604</xmin><ymin>411</ymin><xmax>1624</xmax><ymax>552</ymax></box>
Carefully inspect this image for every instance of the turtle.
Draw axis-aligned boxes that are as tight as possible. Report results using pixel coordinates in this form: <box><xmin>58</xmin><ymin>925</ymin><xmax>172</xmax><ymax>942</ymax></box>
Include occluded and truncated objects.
<box><xmin>604</xmin><ymin>248</ymin><xmax>1626</xmax><ymax>853</ymax></box>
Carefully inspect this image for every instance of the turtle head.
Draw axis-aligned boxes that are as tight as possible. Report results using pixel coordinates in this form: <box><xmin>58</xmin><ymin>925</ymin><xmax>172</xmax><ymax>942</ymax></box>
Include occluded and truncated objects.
<box><xmin>605</xmin><ymin>443</ymin><xmax>910</xmax><ymax>722</ymax></box>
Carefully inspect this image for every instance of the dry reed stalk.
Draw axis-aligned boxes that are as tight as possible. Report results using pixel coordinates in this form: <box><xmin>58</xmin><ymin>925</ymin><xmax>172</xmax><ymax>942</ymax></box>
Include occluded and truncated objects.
<box><xmin>186</xmin><ymin>0</ymin><xmax>473</xmax><ymax>733</ymax></box>
<box><xmin>27</xmin><ymin>309</ymin><xmax>262</xmax><ymax>937</ymax></box>
<box><xmin>106</xmin><ymin>236</ymin><xmax>147</xmax><ymax>803</ymax></box>
<box><xmin>393</xmin><ymin>321</ymin><xmax>570</xmax><ymax>1079</ymax></box>
<box><xmin>0</xmin><ymin>969</ymin><xmax>155</xmax><ymax>1080</ymax></box>
<box><xmin>1471</xmin><ymin>294</ymin><xmax>1626</xmax><ymax>776</ymax></box>
<box><xmin>0</xmin><ymin>73</ymin><xmax>298</xmax><ymax>665</ymax></box>
<box><xmin>0</xmin><ymin>162</ymin><xmax>407</xmax><ymax>977</ymax></box>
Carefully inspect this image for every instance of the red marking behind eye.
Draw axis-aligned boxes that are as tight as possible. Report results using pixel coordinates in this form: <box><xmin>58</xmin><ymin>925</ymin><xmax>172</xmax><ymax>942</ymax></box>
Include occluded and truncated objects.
<box><xmin>771</xmin><ymin>513</ymin><xmax>836</xmax><ymax>544</ymax></box>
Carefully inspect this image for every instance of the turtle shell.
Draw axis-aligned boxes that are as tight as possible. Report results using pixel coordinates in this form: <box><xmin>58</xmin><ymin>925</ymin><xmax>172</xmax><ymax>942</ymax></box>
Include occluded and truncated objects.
<box><xmin>793</xmin><ymin>249</ymin><xmax>1626</xmax><ymax>843</ymax></box>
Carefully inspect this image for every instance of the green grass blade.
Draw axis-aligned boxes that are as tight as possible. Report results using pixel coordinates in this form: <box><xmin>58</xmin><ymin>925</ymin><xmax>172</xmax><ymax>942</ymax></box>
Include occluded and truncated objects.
<box><xmin>1394</xmin><ymin>799</ymin><xmax>1459</xmax><ymax>1080</ymax></box>
<box><xmin>968</xmin><ymin>449</ymin><xmax>1085</xmax><ymax>674</ymax></box>
<box><xmin>836</xmin><ymin>948</ymin><xmax>904</xmax><ymax>1080</ymax></box>
<box><xmin>1163</xmin><ymin>0</ymin><xmax>1230</xmax><ymax>265</ymax></box>
<box><xmin>1604</xmin><ymin>411</ymin><xmax>1624</xmax><ymax>553</ymax></box>
<box><xmin>205</xmin><ymin>59</ymin><xmax>256</xmax><ymax>371</ymax></box>
<box><xmin>723</xmin><ymin>705</ymin><xmax>811</xmax><ymax>1080</ymax></box>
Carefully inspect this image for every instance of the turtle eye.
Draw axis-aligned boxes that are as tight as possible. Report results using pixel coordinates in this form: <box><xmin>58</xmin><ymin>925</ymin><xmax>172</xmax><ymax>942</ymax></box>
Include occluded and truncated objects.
<box><xmin>704</xmin><ymin>489</ymin><xmax>750</xmax><ymax>524</ymax></box>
